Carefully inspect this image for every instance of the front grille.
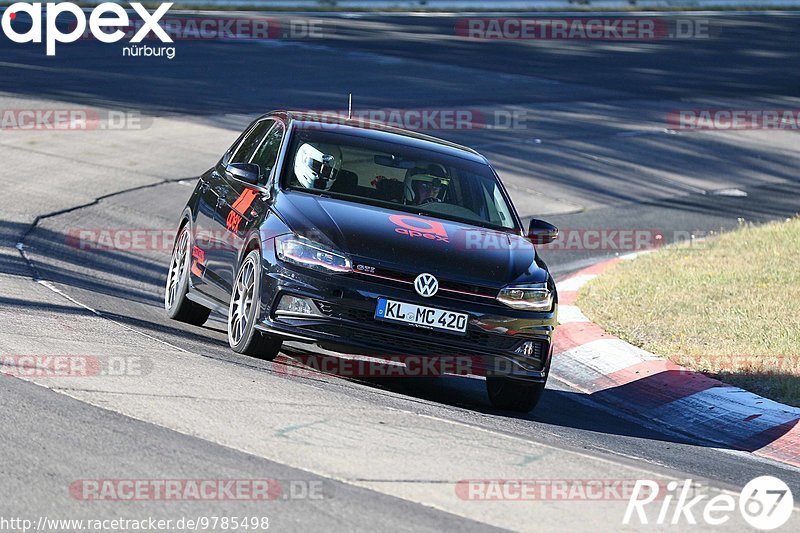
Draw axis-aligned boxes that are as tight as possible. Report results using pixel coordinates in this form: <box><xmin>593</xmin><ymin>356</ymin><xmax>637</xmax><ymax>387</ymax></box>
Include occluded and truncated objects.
<box><xmin>440</xmin><ymin>281</ymin><xmax>498</xmax><ymax>298</ymax></box>
<box><xmin>352</xmin><ymin>266</ymin><xmax>499</xmax><ymax>303</ymax></box>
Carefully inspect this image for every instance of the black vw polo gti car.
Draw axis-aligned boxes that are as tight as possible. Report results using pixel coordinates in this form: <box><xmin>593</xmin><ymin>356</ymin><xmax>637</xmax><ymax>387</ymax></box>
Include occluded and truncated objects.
<box><xmin>165</xmin><ymin>111</ymin><xmax>559</xmax><ymax>411</ymax></box>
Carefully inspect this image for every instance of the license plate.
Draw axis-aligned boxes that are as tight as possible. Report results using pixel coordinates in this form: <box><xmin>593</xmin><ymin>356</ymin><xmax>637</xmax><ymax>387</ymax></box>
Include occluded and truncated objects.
<box><xmin>375</xmin><ymin>298</ymin><xmax>468</xmax><ymax>335</ymax></box>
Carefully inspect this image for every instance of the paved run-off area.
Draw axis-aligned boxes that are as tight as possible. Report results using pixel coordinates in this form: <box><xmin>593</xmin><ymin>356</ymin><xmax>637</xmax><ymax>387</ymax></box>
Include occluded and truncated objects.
<box><xmin>1</xmin><ymin>11</ymin><xmax>800</xmax><ymax>531</ymax></box>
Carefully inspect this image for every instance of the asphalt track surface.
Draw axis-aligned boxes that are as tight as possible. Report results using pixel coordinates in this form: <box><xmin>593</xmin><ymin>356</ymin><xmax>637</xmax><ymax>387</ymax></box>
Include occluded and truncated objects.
<box><xmin>1</xmin><ymin>10</ymin><xmax>800</xmax><ymax>532</ymax></box>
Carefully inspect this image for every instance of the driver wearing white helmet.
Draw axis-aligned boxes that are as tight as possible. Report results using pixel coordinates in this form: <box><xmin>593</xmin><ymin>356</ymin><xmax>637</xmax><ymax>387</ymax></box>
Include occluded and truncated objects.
<box><xmin>294</xmin><ymin>142</ymin><xmax>342</xmax><ymax>190</ymax></box>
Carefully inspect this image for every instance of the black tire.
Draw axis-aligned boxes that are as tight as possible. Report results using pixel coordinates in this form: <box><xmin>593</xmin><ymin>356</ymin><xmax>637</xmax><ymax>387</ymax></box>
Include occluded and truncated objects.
<box><xmin>486</xmin><ymin>378</ymin><xmax>546</xmax><ymax>412</ymax></box>
<box><xmin>228</xmin><ymin>249</ymin><xmax>282</xmax><ymax>360</ymax></box>
<box><xmin>165</xmin><ymin>225</ymin><xmax>211</xmax><ymax>326</ymax></box>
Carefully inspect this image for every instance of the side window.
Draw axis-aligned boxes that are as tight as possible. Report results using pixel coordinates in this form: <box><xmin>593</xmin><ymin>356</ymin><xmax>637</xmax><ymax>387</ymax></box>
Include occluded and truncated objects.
<box><xmin>230</xmin><ymin>120</ymin><xmax>273</xmax><ymax>164</ymax></box>
<box><xmin>250</xmin><ymin>123</ymin><xmax>285</xmax><ymax>182</ymax></box>
<box><xmin>221</xmin><ymin>128</ymin><xmax>249</xmax><ymax>166</ymax></box>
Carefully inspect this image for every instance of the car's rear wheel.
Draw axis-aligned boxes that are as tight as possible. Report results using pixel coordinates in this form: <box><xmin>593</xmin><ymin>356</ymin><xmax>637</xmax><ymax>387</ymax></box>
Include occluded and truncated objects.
<box><xmin>228</xmin><ymin>249</ymin><xmax>282</xmax><ymax>360</ymax></box>
<box><xmin>486</xmin><ymin>377</ymin><xmax>546</xmax><ymax>412</ymax></box>
<box><xmin>165</xmin><ymin>226</ymin><xmax>211</xmax><ymax>326</ymax></box>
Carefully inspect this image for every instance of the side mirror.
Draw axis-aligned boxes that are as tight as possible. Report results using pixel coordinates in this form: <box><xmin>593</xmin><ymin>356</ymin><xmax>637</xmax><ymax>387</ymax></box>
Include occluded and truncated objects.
<box><xmin>225</xmin><ymin>163</ymin><xmax>260</xmax><ymax>185</ymax></box>
<box><xmin>527</xmin><ymin>219</ymin><xmax>558</xmax><ymax>245</ymax></box>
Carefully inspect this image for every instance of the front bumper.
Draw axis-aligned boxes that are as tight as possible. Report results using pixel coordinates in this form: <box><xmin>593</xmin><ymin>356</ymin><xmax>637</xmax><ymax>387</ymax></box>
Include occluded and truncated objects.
<box><xmin>256</xmin><ymin>259</ymin><xmax>557</xmax><ymax>382</ymax></box>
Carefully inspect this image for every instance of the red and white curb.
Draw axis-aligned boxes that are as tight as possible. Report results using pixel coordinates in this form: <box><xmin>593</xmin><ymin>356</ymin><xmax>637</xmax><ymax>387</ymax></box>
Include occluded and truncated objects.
<box><xmin>552</xmin><ymin>256</ymin><xmax>800</xmax><ymax>468</ymax></box>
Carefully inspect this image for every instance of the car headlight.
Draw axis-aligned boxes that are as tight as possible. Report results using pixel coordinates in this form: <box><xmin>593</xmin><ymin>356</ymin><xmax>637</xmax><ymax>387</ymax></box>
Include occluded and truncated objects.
<box><xmin>275</xmin><ymin>235</ymin><xmax>352</xmax><ymax>273</ymax></box>
<box><xmin>497</xmin><ymin>282</ymin><xmax>553</xmax><ymax>311</ymax></box>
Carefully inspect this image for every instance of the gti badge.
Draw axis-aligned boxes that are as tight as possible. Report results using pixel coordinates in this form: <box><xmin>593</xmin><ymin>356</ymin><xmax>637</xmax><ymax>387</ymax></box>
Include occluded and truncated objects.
<box><xmin>414</xmin><ymin>273</ymin><xmax>438</xmax><ymax>297</ymax></box>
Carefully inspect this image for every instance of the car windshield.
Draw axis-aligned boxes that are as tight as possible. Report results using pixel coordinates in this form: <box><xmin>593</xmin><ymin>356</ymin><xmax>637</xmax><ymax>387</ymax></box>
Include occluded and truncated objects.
<box><xmin>282</xmin><ymin>126</ymin><xmax>518</xmax><ymax>231</ymax></box>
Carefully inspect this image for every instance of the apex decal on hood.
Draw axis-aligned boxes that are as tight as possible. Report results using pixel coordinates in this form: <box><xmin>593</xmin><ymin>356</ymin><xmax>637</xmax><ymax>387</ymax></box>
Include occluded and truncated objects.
<box><xmin>389</xmin><ymin>214</ymin><xmax>449</xmax><ymax>243</ymax></box>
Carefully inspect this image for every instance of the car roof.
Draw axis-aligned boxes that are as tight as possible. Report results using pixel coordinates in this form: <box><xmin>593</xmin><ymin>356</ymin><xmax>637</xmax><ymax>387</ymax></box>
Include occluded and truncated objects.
<box><xmin>261</xmin><ymin>110</ymin><xmax>489</xmax><ymax>164</ymax></box>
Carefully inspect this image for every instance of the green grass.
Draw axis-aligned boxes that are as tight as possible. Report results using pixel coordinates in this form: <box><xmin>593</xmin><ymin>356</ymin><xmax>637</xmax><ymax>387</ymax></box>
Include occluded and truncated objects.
<box><xmin>578</xmin><ymin>217</ymin><xmax>800</xmax><ymax>406</ymax></box>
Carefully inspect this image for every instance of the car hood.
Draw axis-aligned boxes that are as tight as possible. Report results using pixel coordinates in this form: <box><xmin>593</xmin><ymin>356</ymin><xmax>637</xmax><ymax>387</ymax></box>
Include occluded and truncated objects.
<box><xmin>273</xmin><ymin>191</ymin><xmax>548</xmax><ymax>288</ymax></box>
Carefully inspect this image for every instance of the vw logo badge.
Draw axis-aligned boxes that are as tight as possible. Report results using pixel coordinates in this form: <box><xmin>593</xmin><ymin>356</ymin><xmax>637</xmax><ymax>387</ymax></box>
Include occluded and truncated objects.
<box><xmin>414</xmin><ymin>273</ymin><xmax>439</xmax><ymax>297</ymax></box>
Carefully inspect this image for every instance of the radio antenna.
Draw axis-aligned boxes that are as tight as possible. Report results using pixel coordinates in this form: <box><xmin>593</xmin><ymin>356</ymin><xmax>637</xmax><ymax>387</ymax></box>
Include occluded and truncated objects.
<box><xmin>348</xmin><ymin>93</ymin><xmax>352</xmax><ymax>120</ymax></box>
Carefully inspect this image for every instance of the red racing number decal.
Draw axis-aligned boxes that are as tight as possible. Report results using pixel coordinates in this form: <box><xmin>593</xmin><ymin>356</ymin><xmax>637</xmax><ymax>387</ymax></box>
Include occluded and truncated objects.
<box><xmin>226</xmin><ymin>189</ymin><xmax>259</xmax><ymax>233</ymax></box>
<box><xmin>190</xmin><ymin>245</ymin><xmax>205</xmax><ymax>276</ymax></box>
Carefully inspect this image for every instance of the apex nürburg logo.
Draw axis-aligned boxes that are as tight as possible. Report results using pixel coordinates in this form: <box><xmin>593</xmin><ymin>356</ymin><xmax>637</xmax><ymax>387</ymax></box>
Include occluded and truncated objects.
<box><xmin>1</xmin><ymin>2</ymin><xmax>173</xmax><ymax>56</ymax></box>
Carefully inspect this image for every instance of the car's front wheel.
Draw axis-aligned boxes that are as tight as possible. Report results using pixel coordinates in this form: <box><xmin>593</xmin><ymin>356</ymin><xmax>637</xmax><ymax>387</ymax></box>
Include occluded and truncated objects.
<box><xmin>486</xmin><ymin>377</ymin><xmax>546</xmax><ymax>412</ymax></box>
<box><xmin>165</xmin><ymin>226</ymin><xmax>211</xmax><ymax>326</ymax></box>
<box><xmin>228</xmin><ymin>249</ymin><xmax>282</xmax><ymax>360</ymax></box>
